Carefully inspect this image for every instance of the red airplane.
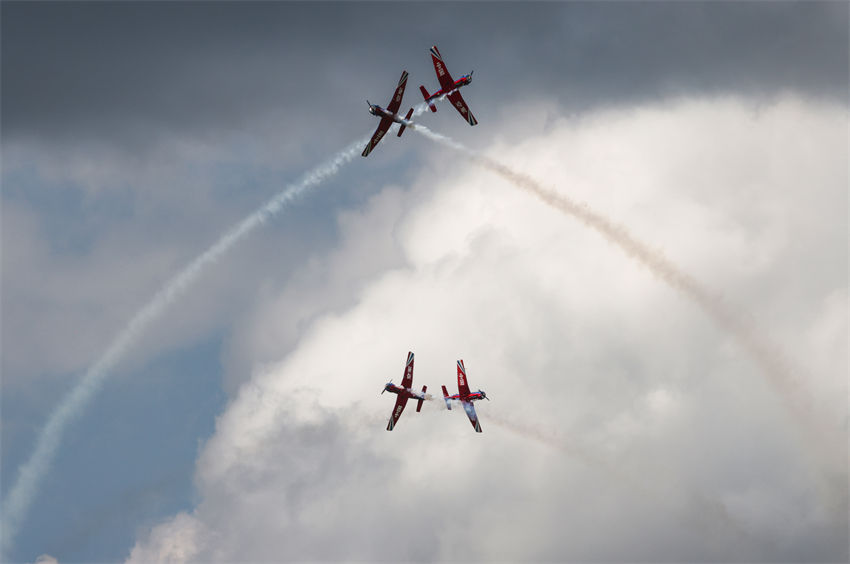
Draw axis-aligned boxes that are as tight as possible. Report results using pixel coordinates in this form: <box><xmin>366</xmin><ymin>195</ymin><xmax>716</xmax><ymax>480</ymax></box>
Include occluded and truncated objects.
<box><xmin>362</xmin><ymin>70</ymin><xmax>415</xmax><ymax>157</ymax></box>
<box><xmin>441</xmin><ymin>359</ymin><xmax>488</xmax><ymax>432</ymax></box>
<box><xmin>419</xmin><ymin>45</ymin><xmax>478</xmax><ymax>126</ymax></box>
<box><xmin>382</xmin><ymin>351</ymin><xmax>429</xmax><ymax>431</ymax></box>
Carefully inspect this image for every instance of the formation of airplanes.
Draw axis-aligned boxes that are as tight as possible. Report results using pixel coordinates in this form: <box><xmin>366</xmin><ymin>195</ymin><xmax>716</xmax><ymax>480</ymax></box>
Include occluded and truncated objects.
<box><xmin>365</xmin><ymin>48</ymin><xmax>486</xmax><ymax>430</ymax></box>
<box><xmin>382</xmin><ymin>352</ymin><xmax>489</xmax><ymax>433</ymax></box>
<box><xmin>362</xmin><ymin>45</ymin><xmax>477</xmax><ymax>157</ymax></box>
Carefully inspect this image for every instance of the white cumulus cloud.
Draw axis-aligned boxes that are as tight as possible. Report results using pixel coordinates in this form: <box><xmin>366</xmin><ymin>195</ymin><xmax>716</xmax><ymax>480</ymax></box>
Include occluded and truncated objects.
<box><xmin>128</xmin><ymin>96</ymin><xmax>847</xmax><ymax>562</ymax></box>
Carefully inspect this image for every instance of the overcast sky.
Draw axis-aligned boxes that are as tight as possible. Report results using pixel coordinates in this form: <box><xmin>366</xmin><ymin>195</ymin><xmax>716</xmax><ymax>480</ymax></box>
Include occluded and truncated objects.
<box><xmin>2</xmin><ymin>2</ymin><xmax>848</xmax><ymax>562</ymax></box>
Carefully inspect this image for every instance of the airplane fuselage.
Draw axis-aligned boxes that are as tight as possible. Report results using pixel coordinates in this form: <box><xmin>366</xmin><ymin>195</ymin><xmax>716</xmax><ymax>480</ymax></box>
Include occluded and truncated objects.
<box><xmin>368</xmin><ymin>104</ymin><xmax>410</xmax><ymax>125</ymax></box>
<box><xmin>383</xmin><ymin>383</ymin><xmax>427</xmax><ymax>400</ymax></box>
<box><xmin>424</xmin><ymin>74</ymin><xmax>473</xmax><ymax>101</ymax></box>
<box><xmin>445</xmin><ymin>389</ymin><xmax>487</xmax><ymax>403</ymax></box>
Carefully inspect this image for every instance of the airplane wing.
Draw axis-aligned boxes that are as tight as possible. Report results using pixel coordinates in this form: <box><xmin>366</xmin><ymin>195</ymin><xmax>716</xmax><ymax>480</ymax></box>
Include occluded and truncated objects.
<box><xmin>446</xmin><ymin>90</ymin><xmax>478</xmax><ymax>126</ymax></box>
<box><xmin>362</xmin><ymin>117</ymin><xmax>393</xmax><ymax>157</ymax></box>
<box><xmin>401</xmin><ymin>351</ymin><xmax>414</xmax><ymax>390</ymax></box>
<box><xmin>387</xmin><ymin>394</ymin><xmax>409</xmax><ymax>431</ymax></box>
<box><xmin>386</xmin><ymin>70</ymin><xmax>409</xmax><ymax>115</ymax></box>
<box><xmin>462</xmin><ymin>400</ymin><xmax>483</xmax><ymax>433</ymax></box>
<box><xmin>429</xmin><ymin>46</ymin><xmax>456</xmax><ymax>92</ymax></box>
<box><xmin>457</xmin><ymin>360</ymin><xmax>471</xmax><ymax>396</ymax></box>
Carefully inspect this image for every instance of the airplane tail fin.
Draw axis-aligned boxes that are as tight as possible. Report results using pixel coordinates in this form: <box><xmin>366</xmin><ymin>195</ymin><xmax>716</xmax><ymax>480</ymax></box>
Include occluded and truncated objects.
<box><xmin>416</xmin><ymin>385</ymin><xmax>427</xmax><ymax>412</ymax></box>
<box><xmin>441</xmin><ymin>385</ymin><xmax>451</xmax><ymax>410</ymax></box>
<box><xmin>420</xmin><ymin>86</ymin><xmax>437</xmax><ymax>112</ymax></box>
<box><xmin>397</xmin><ymin>108</ymin><xmax>414</xmax><ymax>137</ymax></box>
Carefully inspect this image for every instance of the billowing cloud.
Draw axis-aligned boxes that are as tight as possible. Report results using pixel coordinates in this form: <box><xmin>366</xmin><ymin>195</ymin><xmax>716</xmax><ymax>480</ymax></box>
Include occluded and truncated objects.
<box><xmin>128</xmin><ymin>96</ymin><xmax>847</xmax><ymax>562</ymax></box>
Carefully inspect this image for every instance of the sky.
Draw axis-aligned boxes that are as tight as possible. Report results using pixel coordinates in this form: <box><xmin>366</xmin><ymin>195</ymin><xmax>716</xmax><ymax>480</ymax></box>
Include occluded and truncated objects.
<box><xmin>2</xmin><ymin>1</ymin><xmax>848</xmax><ymax>562</ymax></box>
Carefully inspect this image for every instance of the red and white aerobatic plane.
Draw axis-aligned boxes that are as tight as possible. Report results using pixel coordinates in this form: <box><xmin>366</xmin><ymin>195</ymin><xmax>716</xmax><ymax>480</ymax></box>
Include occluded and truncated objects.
<box><xmin>441</xmin><ymin>360</ymin><xmax>488</xmax><ymax>432</ymax></box>
<box><xmin>419</xmin><ymin>45</ymin><xmax>478</xmax><ymax>126</ymax></box>
<box><xmin>382</xmin><ymin>351</ymin><xmax>429</xmax><ymax>431</ymax></box>
<box><xmin>362</xmin><ymin>71</ymin><xmax>415</xmax><ymax>157</ymax></box>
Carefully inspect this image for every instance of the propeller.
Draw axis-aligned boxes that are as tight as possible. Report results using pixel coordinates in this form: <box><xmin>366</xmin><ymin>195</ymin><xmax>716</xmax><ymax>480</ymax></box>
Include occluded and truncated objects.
<box><xmin>381</xmin><ymin>380</ymin><xmax>392</xmax><ymax>395</ymax></box>
<box><xmin>480</xmin><ymin>390</ymin><xmax>490</xmax><ymax>401</ymax></box>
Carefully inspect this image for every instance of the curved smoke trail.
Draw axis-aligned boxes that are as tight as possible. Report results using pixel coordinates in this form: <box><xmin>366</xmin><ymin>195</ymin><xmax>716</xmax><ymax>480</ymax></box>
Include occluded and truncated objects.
<box><xmin>1</xmin><ymin>93</ymin><xmax>441</xmax><ymax>555</ymax></box>
<box><xmin>1</xmin><ymin>134</ymin><xmax>370</xmax><ymax>554</ymax></box>
<box><xmin>410</xmin><ymin>125</ymin><xmax>833</xmax><ymax>467</ymax></box>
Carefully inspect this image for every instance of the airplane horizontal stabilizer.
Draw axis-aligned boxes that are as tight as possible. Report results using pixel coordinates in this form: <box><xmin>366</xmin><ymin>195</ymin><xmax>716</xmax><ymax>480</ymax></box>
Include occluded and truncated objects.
<box><xmin>420</xmin><ymin>85</ymin><xmax>437</xmax><ymax>112</ymax></box>
<box><xmin>416</xmin><ymin>385</ymin><xmax>427</xmax><ymax>412</ymax></box>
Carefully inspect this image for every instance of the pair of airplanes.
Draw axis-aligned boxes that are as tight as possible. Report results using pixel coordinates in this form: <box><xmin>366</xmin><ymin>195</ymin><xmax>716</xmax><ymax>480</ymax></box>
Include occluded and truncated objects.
<box><xmin>362</xmin><ymin>45</ymin><xmax>477</xmax><ymax>157</ymax></box>
<box><xmin>382</xmin><ymin>352</ymin><xmax>489</xmax><ymax>433</ymax></box>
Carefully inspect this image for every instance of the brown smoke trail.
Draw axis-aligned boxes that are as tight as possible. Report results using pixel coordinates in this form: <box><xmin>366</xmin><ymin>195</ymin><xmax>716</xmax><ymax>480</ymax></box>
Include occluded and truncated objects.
<box><xmin>411</xmin><ymin>125</ymin><xmax>838</xmax><ymax>474</ymax></box>
<box><xmin>488</xmin><ymin>409</ymin><xmax>765</xmax><ymax>553</ymax></box>
<box><xmin>487</xmin><ymin>411</ymin><xmax>603</xmax><ymax>466</ymax></box>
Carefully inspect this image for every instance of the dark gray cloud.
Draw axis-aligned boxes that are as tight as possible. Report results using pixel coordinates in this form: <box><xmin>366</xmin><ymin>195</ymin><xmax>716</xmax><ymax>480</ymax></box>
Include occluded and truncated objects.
<box><xmin>3</xmin><ymin>1</ymin><xmax>846</xmax><ymax>153</ymax></box>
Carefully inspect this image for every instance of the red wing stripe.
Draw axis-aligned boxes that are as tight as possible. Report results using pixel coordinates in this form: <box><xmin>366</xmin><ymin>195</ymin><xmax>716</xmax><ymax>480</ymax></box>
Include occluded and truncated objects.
<box><xmin>430</xmin><ymin>46</ymin><xmax>454</xmax><ymax>91</ymax></box>
<box><xmin>457</xmin><ymin>359</ymin><xmax>471</xmax><ymax>396</ymax></box>
<box><xmin>387</xmin><ymin>395</ymin><xmax>408</xmax><ymax>431</ymax></box>
<box><xmin>401</xmin><ymin>350</ymin><xmax>414</xmax><ymax>389</ymax></box>
<box><xmin>462</xmin><ymin>401</ymin><xmax>482</xmax><ymax>433</ymax></box>
<box><xmin>387</xmin><ymin>70</ymin><xmax>408</xmax><ymax>114</ymax></box>
<box><xmin>362</xmin><ymin>118</ymin><xmax>392</xmax><ymax>157</ymax></box>
<box><xmin>446</xmin><ymin>91</ymin><xmax>477</xmax><ymax>126</ymax></box>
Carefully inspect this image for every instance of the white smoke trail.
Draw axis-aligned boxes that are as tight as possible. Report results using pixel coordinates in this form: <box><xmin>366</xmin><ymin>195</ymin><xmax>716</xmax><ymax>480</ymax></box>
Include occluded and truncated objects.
<box><xmin>409</xmin><ymin>124</ymin><xmax>834</xmax><ymax>468</ymax></box>
<box><xmin>1</xmin><ymin>134</ymin><xmax>370</xmax><ymax>555</ymax></box>
<box><xmin>2</xmin><ymin>94</ymin><xmax>442</xmax><ymax>554</ymax></box>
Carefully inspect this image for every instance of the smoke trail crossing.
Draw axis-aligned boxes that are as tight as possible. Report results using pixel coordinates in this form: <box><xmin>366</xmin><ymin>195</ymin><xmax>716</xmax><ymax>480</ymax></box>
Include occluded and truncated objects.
<box><xmin>1</xmin><ymin>134</ymin><xmax>370</xmax><ymax>555</ymax></box>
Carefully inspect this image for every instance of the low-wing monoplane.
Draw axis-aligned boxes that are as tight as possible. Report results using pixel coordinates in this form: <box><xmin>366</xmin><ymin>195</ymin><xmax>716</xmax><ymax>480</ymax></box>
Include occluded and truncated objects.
<box><xmin>382</xmin><ymin>351</ymin><xmax>429</xmax><ymax>431</ymax></box>
<box><xmin>362</xmin><ymin>70</ymin><xmax>415</xmax><ymax>157</ymax></box>
<box><xmin>419</xmin><ymin>45</ymin><xmax>478</xmax><ymax>126</ymax></box>
<box><xmin>441</xmin><ymin>359</ymin><xmax>488</xmax><ymax>432</ymax></box>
